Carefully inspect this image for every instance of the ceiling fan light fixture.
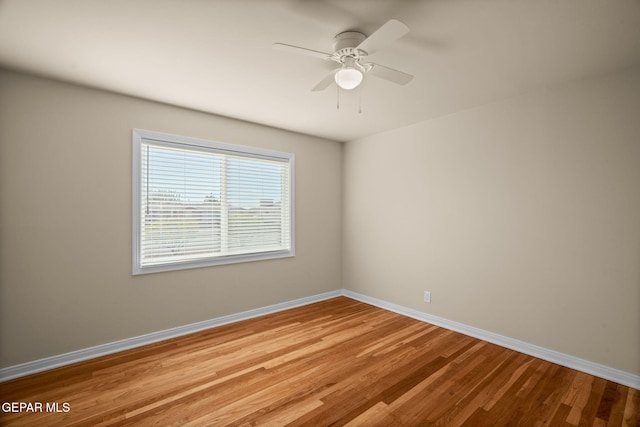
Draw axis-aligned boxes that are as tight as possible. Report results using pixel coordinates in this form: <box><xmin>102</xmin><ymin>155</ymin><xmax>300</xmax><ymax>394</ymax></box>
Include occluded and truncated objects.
<box><xmin>335</xmin><ymin>66</ymin><xmax>363</xmax><ymax>90</ymax></box>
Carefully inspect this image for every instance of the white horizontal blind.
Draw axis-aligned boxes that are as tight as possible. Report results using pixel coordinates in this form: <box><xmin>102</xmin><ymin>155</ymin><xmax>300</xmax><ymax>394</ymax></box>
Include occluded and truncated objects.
<box><xmin>133</xmin><ymin>130</ymin><xmax>293</xmax><ymax>274</ymax></box>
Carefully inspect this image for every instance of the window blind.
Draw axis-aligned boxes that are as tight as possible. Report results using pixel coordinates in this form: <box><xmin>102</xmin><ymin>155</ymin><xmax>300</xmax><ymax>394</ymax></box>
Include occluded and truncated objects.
<box><xmin>133</xmin><ymin>130</ymin><xmax>294</xmax><ymax>274</ymax></box>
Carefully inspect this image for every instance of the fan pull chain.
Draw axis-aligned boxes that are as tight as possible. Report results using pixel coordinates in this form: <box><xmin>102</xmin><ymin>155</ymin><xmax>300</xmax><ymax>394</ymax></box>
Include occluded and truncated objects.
<box><xmin>336</xmin><ymin>84</ymin><xmax>340</xmax><ymax>109</ymax></box>
<box><xmin>358</xmin><ymin>85</ymin><xmax>362</xmax><ymax>114</ymax></box>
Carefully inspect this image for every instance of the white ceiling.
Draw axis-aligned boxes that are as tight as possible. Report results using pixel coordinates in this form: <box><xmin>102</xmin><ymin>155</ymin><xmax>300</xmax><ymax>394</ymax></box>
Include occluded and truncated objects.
<box><xmin>1</xmin><ymin>0</ymin><xmax>639</xmax><ymax>142</ymax></box>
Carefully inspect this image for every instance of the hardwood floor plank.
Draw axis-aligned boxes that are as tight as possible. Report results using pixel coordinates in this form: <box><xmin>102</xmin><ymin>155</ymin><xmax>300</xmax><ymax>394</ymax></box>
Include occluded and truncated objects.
<box><xmin>343</xmin><ymin>401</ymin><xmax>404</xmax><ymax>427</ymax></box>
<box><xmin>597</xmin><ymin>380</ymin><xmax>621</xmax><ymax>422</ymax></box>
<box><xmin>623</xmin><ymin>387</ymin><xmax>639</xmax><ymax>427</ymax></box>
<box><xmin>0</xmin><ymin>297</ymin><xmax>637</xmax><ymax>426</ymax></box>
<box><xmin>547</xmin><ymin>403</ymin><xmax>574</xmax><ymax>427</ymax></box>
<box><xmin>565</xmin><ymin>372</ymin><xmax>596</xmax><ymax>425</ymax></box>
<box><xmin>578</xmin><ymin>376</ymin><xmax>608</xmax><ymax>426</ymax></box>
<box><xmin>605</xmin><ymin>384</ymin><xmax>629</xmax><ymax>427</ymax></box>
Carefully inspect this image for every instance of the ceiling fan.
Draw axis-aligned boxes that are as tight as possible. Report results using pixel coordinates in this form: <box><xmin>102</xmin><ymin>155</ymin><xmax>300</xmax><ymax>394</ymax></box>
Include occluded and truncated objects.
<box><xmin>273</xmin><ymin>19</ymin><xmax>413</xmax><ymax>92</ymax></box>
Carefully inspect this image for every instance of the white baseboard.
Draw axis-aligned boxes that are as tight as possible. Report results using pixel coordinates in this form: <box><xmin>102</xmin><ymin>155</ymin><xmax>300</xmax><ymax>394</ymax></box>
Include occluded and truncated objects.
<box><xmin>0</xmin><ymin>289</ymin><xmax>342</xmax><ymax>383</ymax></box>
<box><xmin>2</xmin><ymin>288</ymin><xmax>638</xmax><ymax>390</ymax></box>
<box><xmin>342</xmin><ymin>289</ymin><xmax>640</xmax><ymax>390</ymax></box>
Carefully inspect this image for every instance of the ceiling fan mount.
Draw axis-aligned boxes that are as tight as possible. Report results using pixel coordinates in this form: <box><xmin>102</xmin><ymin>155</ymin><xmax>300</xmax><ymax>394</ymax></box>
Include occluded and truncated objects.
<box><xmin>332</xmin><ymin>31</ymin><xmax>367</xmax><ymax>53</ymax></box>
<box><xmin>273</xmin><ymin>19</ymin><xmax>413</xmax><ymax>92</ymax></box>
<box><xmin>330</xmin><ymin>32</ymin><xmax>372</xmax><ymax>74</ymax></box>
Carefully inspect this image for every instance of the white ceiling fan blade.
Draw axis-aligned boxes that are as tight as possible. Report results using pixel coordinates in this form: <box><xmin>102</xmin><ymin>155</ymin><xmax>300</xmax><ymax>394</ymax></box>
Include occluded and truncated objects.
<box><xmin>272</xmin><ymin>43</ymin><xmax>332</xmax><ymax>61</ymax></box>
<box><xmin>367</xmin><ymin>63</ymin><xmax>413</xmax><ymax>85</ymax></box>
<box><xmin>312</xmin><ymin>69</ymin><xmax>339</xmax><ymax>91</ymax></box>
<box><xmin>356</xmin><ymin>19</ymin><xmax>410</xmax><ymax>55</ymax></box>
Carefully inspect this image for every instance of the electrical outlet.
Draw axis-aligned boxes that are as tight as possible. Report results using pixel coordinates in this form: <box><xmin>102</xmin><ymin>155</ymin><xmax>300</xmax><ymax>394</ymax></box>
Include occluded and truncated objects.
<box><xmin>424</xmin><ymin>291</ymin><xmax>431</xmax><ymax>304</ymax></box>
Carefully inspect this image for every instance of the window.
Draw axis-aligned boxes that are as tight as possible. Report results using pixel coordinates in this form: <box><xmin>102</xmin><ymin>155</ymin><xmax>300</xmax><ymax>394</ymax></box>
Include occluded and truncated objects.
<box><xmin>132</xmin><ymin>129</ymin><xmax>294</xmax><ymax>274</ymax></box>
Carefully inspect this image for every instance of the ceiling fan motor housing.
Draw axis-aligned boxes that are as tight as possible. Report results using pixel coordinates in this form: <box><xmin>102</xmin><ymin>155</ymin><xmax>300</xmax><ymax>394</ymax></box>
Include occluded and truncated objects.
<box><xmin>333</xmin><ymin>31</ymin><xmax>367</xmax><ymax>54</ymax></box>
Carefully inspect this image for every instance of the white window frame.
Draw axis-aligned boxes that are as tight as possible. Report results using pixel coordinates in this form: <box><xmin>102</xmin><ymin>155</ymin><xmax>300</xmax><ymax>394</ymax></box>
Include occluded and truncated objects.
<box><xmin>132</xmin><ymin>129</ymin><xmax>295</xmax><ymax>275</ymax></box>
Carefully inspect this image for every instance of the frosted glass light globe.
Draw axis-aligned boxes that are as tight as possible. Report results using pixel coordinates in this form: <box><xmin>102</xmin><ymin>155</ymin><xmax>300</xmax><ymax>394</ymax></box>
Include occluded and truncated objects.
<box><xmin>334</xmin><ymin>67</ymin><xmax>363</xmax><ymax>90</ymax></box>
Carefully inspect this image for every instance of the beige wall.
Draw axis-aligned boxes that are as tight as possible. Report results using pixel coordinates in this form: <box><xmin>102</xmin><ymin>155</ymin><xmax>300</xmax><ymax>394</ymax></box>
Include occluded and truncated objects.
<box><xmin>0</xmin><ymin>69</ymin><xmax>343</xmax><ymax>368</ymax></box>
<box><xmin>343</xmin><ymin>67</ymin><xmax>640</xmax><ymax>375</ymax></box>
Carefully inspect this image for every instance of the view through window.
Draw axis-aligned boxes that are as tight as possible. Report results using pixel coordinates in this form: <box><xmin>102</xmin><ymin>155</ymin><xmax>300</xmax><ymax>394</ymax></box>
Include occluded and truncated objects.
<box><xmin>132</xmin><ymin>130</ymin><xmax>294</xmax><ymax>274</ymax></box>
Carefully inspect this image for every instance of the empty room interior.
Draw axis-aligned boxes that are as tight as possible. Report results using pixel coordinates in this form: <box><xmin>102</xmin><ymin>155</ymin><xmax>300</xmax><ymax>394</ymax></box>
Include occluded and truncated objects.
<box><xmin>0</xmin><ymin>0</ymin><xmax>639</xmax><ymax>425</ymax></box>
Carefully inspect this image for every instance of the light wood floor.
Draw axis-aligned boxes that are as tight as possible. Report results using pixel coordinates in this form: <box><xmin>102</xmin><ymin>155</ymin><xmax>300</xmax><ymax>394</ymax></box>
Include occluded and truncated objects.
<box><xmin>1</xmin><ymin>297</ymin><xmax>638</xmax><ymax>426</ymax></box>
